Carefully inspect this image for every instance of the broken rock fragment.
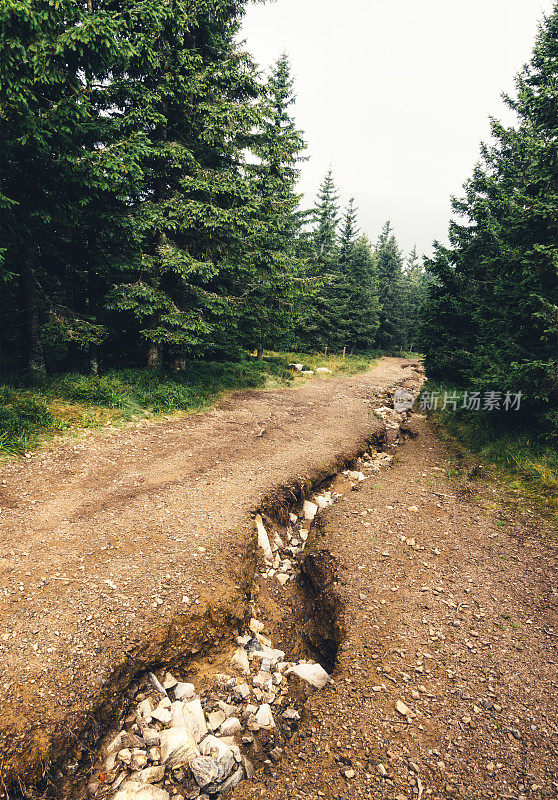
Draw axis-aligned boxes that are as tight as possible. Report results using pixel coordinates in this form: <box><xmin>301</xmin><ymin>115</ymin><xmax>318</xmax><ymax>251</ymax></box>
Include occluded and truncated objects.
<box><xmin>113</xmin><ymin>782</ymin><xmax>170</xmax><ymax>800</ymax></box>
<box><xmin>287</xmin><ymin>662</ymin><xmax>331</xmax><ymax>690</ymax></box>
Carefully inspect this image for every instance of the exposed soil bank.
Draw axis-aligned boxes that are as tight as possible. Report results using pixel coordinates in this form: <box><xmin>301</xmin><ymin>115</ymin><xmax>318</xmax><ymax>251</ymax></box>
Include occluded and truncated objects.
<box><xmin>0</xmin><ymin>359</ymin><xmax>420</xmax><ymax>791</ymax></box>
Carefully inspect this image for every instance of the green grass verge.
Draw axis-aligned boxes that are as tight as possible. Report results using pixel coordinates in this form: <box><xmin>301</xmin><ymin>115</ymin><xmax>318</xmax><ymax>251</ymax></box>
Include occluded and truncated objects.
<box><xmin>423</xmin><ymin>381</ymin><xmax>558</xmax><ymax>512</ymax></box>
<box><xmin>0</xmin><ymin>351</ymin><xmax>376</xmax><ymax>457</ymax></box>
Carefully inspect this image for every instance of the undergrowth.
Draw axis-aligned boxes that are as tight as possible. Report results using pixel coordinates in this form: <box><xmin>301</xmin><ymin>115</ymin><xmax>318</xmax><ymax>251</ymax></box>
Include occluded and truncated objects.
<box><xmin>0</xmin><ymin>351</ymin><xmax>374</xmax><ymax>457</ymax></box>
<box><xmin>424</xmin><ymin>382</ymin><xmax>558</xmax><ymax>512</ymax></box>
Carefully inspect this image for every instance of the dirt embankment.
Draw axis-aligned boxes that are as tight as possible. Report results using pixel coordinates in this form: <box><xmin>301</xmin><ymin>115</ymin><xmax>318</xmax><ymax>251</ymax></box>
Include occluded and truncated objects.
<box><xmin>0</xmin><ymin>358</ymin><xmax>418</xmax><ymax>790</ymax></box>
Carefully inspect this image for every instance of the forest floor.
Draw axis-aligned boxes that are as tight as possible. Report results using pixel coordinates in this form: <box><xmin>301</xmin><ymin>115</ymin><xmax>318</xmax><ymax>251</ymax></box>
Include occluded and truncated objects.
<box><xmin>0</xmin><ymin>357</ymin><xmax>556</xmax><ymax>800</ymax></box>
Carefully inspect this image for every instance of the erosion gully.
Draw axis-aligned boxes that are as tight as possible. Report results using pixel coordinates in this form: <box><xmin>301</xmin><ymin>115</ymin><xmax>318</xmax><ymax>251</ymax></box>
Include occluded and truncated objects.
<box><xmin>13</xmin><ymin>387</ymin><xmax>417</xmax><ymax>800</ymax></box>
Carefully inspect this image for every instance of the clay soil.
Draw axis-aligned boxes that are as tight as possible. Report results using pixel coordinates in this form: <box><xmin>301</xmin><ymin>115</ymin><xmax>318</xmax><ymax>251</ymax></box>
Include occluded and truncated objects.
<box><xmin>0</xmin><ymin>357</ymin><xmax>556</xmax><ymax>800</ymax></box>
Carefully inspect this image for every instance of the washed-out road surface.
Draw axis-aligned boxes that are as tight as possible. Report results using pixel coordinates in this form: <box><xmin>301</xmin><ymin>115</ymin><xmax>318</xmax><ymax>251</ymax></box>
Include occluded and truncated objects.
<box><xmin>1</xmin><ymin>356</ymin><xmax>556</xmax><ymax>800</ymax></box>
<box><xmin>0</xmin><ymin>357</ymin><xmax>414</xmax><ymax>788</ymax></box>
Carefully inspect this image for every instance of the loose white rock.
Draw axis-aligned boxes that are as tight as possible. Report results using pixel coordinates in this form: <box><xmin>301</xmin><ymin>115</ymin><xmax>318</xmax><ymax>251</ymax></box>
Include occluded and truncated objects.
<box><xmin>255</xmin><ymin>515</ymin><xmax>272</xmax><ymax>560</ymax></box>
<box><xmin>232</xmin><ymin>682</ymin><xmax>250</xmax><ymax>700</ymax></box>
<box><xmin>159</xmin><ymin>727</ymin><xmax>199</xmax><ymax>766</ymax></box>
<box><xmin>303</xmin><ymin>500</ymin><xmax>318</xmax><ymax>520</ymax></box>
<box><xmin>255</xmin><ymin>704</ymin><xmax>275</xmax><ymax>729</ymax></box>
<box><xmin>220</xmin><ymin>717</ymin><xmax>242</xmax><ymax>736</ymax></box>
<box><xmin>173</xmin><ymin>682</ymin><xmax>195</xmax><ymax>701</ymax></box>
<box><xmin>231</xmin><ymin>647</ymin><xmax>250</xmax><ymax>676</ymax></box>
<box><xmin>199</xmin><ymin>735</ymin><xmax>235</xmax><ymax>776</ymax></box>
<box><xmin>287</xmin><ymin>662</ymin><xmax>331</xmax><ymax>689</ymax></box>
<box><xmin>113</xmin><ymin>782</ymin><xmax>170</xmax><ymax>800</ymax></box>
<box><xmin>207</xmin><ymin>708</ymin><xmax>226</xmax><ymax>731</ymax></box>
<box><xmin>129</xmin><ymin>766</ymin><xmax>165</xmax><ymax>784</ymax></box>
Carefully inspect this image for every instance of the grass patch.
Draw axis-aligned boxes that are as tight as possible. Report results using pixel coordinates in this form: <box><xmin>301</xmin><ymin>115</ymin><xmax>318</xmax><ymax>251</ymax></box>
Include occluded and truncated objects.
<box><xmin>0</xmin><ymin>351</ymin><xmax>376</xmax><ymax>457</ymax></box>
<box><xmin>268</xmin><ymin>350</ymin><xmax>379</xmax><ymax>379</ymax></box>
<box><xmin>423</xmin><ymin>381</ymin><xmax>558</xmax><ymax>513</ymax></box>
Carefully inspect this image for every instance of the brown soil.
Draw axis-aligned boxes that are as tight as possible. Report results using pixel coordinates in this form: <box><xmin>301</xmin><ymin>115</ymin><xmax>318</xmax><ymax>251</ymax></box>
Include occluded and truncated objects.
<box><xmin>235</xmin><ymin>418</ymin><xmax>558</xmax><ymax>800</ymax></box>
<box><xmin>2</xmin><ymin>357</ymin><xmax>556</xmax><ymax>800</ymax></box>
<box><xmin>0</xmin><ymin>358</ymin><xmax>409</xmax><ymax>789</ymax></box>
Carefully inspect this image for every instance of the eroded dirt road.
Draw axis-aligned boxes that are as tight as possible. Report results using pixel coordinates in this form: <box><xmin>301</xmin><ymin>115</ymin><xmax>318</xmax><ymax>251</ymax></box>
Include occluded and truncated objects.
<box><xmin>0</xmin><ymin>358</ymin><xmax>412</xmax><ymax>787</ymax></box>
<box><xmin>236</xmin><ymin>418</ymin><xmax>558</xmax><ymax>800</ymax></box>
<box><xmin>1</xmin><ymin>357</ymin><xmax>556</xmax><ymax>800</ymax></box>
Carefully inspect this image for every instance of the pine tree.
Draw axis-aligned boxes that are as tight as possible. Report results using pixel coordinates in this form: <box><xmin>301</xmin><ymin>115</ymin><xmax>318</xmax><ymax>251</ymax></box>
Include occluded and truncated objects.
<box><xmin>238</xmin><ymin>52</ymin><xmax>307</xmax><ymax>358</ymax></box>
<box><xmin>0</xmin><ymin>0</ymin><xmax>129</xmax><ymax>377</ymax></box>
<box><xmin>106</xmin><ymin>0</ymin><xmax>261</xmax><ymax>368</ymax></box>
<box><xmin>423</xmin><ymin>4</ymin><xmax>558</xmax><ymax>430</ymax></box>
<box><xmin>375</xmin><ymin>222</ymin><xmax>405</xmax><ymax>351</ymax></box>
<box><xmin>343</xmin><ymin>235</ymin><xmax>380</xmax><ymax>352</ymax></box>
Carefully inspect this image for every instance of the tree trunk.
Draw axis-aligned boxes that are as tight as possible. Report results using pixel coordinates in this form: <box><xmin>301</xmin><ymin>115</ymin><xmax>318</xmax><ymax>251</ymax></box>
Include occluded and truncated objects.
<box><xmin>89</xmin><ymin>345</ymin><xmax>99</xmax><ymax>376</ymax></box>
<box><xmin>256</xmin><ymin>347</ymin><xmax>264</xmax><ymax>361</ymax></box>
<box><xmin>23</xmin><ymin>261</ymin><xmax>46</xmax><ymax>381</ymax></box>
<box><xmin>147</xmin><ymin>342</ymin><xmax>161</xmax><ymax>369</ymax></box>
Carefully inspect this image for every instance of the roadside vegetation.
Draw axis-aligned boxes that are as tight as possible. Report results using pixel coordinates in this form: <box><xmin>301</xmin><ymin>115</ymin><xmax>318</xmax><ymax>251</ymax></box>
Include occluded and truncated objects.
<box><xmin>0</xmin><ymin>352</ymin><xmax>375</xmax><ymax>457</ymax></box>
<box><xmin>423</xmin><ymin>383</ymin><xmax>558</xmax><ymax>514</ymax></box>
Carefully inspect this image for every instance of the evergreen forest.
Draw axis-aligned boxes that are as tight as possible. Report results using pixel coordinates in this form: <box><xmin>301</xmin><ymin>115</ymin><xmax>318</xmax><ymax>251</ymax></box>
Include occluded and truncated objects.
<box><xmin>0</xmin><ymin>0</ymin><xmax>556</xmax><ymax>449</ymax></box>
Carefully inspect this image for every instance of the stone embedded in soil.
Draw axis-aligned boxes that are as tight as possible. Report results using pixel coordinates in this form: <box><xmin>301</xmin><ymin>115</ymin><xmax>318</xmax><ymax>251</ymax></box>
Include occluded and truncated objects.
<box><xmin>130</xmin><ymin>766</ymin><xmax>165</xmax><ymax>784</ymax></box>
<box><xmin>303</xmin><ymin>500</ymin><xmax>318</xmax><ymax>520</ymax></box>
<box><xmin>396</xmin><ymin>700</ymin><xmax>411</xmax><ymax>716</ymax></box>
<box><xmin>287</xmin><ymin>662</ymin><xmax>331</xmax><ymax>690</ymax></box>
<box><xmin>113</xmin><ymin>782</ymin><xmax>170</xmax><ymax>800</ymax></box>
<box><xmin>255</xmin><ymin>515</ymin><xmax>273</xmax><ymax>560</ymax></box>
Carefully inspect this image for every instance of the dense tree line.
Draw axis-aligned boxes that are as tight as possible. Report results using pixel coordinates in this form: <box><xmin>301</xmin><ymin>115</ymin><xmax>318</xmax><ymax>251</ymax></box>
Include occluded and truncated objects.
<box><xmin>0</xmin><ymin>0</ymin><xmax>424</xmax><ymax>379</ymax></box>
<box><xmin>422</xmin><ymin>5</ymin><xmax>558</xmax><ymax>434</ymax></box>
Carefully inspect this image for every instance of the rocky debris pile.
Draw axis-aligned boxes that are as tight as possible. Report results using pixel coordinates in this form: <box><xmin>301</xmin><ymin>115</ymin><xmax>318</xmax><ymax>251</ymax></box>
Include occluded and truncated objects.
<box><xmin>88</xmin><ymin>620</ymin><xmax>331</xmax><ymax>800</ymax></box>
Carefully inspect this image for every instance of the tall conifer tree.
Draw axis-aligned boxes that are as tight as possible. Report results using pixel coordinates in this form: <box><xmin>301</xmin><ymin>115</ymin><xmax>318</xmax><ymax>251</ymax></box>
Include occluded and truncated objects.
<box><xmin>375</xmin><ymin>221</ymin><xmax>405</xmax><ymax>351</ymax></box>
<box><xmin>423</xmin><ymin>4</ymin><xmax>558</xmax><ymax>429</ymax></box>
<box><xmin>239</xmin><ymin>52</ymin><xmax>306</xmax><ymax>358</ymax></box>
<box><xmin>106</xmin><ymin>0</ymin><xmax>261</xmax><ymax>367</ymax></box>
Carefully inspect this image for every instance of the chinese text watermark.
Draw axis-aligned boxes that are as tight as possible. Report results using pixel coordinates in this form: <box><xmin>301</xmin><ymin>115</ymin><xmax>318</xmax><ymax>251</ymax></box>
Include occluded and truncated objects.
<box><xmin>418</xmin><ymin>391</ymin><xmax>523</xmax><ymax>412</ymax></box>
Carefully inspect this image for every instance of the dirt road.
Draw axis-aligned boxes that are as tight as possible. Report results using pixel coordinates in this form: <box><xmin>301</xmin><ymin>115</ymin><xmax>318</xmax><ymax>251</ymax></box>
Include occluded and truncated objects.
<box><xmin>235</xmin><ymin>418</ymin><xmax>558</xmax><ymax>800</ymax></box>
<box><xmin>1</xmin><ymin>357</ymin><xmax>556</xmax><ymax>800</ymax></box>
<box><xmin>0</xmin><ymin>358</ymin><xmax>412</xmax><ymax>788</ymax></box>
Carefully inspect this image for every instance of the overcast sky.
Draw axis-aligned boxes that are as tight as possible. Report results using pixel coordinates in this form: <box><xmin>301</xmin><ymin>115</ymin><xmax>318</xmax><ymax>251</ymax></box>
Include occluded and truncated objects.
<box><xmin>241</xmin><ymin>0</ymin><xmax>555</xmax><ymax>259</ymax></box>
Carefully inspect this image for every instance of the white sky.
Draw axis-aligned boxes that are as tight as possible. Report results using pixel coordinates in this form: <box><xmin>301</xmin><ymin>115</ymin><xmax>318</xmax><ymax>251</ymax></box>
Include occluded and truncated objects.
<box><xmin>241</xmin><ymin>0</ymin><xmax>555</xmax><ymax>258</ymax></box>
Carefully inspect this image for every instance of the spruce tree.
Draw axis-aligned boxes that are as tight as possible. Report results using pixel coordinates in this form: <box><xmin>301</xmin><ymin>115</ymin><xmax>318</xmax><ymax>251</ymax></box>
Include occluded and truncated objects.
<box><xmin>312</xmin><ymin>169</ymin><xmax>340</xmax><ymax>262</ymax></box>
<box><xmin>298</xmin><ymin>169</ymin><xmax>341</xmax><ymax>349</ymax></box>
<box><xmin>239</xmin><ymin>52</ymin><xmax>307</xmax><ymax>358</ymax></box>
<box><xmin>423</xmin><ymin>4</ymin><xmax>558</xmax><ymax>430</ymax></box>
<box><xmin>343</xmin><ymin>235</ymin><xmax>380</xmax><ymax>352</ymax></box>
<box><xmin>0</xmin><ymin>0</ymin><xmax>129</xmax><ymax>377</ymax></box>
<box><xmin>399</xmin><ymin>246</ymin><xmax>429</xmax><ymax>352</ymax></box>
<box><xmin>375</xmin><ymin>222</ymin><xmax>405</xmax><ymax>351</ymax></box>
<box><xmin>106</xmin><ymin>0</ymin><xmax>261</xmax><ymax>367</ymax></box>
